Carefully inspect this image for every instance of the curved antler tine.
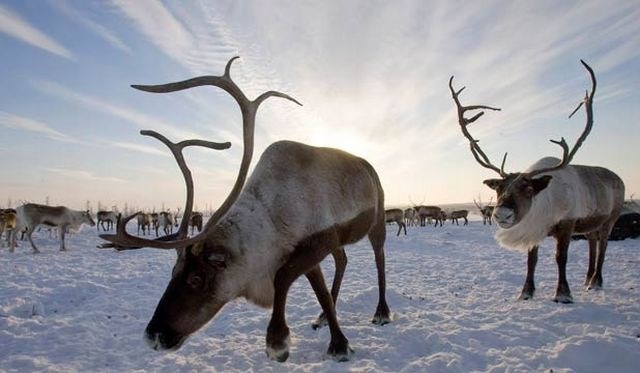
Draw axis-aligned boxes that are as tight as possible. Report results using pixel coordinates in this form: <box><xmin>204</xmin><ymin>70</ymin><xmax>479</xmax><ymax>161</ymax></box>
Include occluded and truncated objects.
<box><xmin>450</xmin><ymin>74</ymin><xmax>506</xmax><ymax>176</ymax></box>
<box><xmin>253</xmin><ymin>90</ymin><xmax>303</xmax><ymax>108</ymax></box>
<box><xmin>499</xmin><ymin>152</ymin><xmax>508</xmax><ymax>177</ymax></box>
<box><xmin>529</xmin><ymin>61</ymin><xmax>597</xmax><ymax>177</ymax></box>
<box><xmin>224</xmin><ymin>56</ymin><xmax>240</xmax><ymax>78</ymax></box>
<box><xmin>140</xmin><ymin>130</ymin><xmax>231</xmax><ymax>240</ymax></box>
<box><xmin>108</xmin><ymin>56</ymin><xmax>301</xmax><ymax>251</ymax></box>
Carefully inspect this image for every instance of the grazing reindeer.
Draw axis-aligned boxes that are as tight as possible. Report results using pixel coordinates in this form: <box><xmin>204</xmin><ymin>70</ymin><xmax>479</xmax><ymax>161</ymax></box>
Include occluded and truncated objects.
<box><xmin>385</xmin><ymin>208</ymin><xmax>407</xmax><ymax>236</ymax></box>
<box><xmin>449</xmin><ymin>210</ymin><xmax>469</xmax><ymax>225</ymax></box>
<box><xmin>450</xmin><ymin>60</ymin><xmax>625</xmax><ymax>303</ymax></box>
<box><xmin>10</xmin><ymin>203</ymin><xmax>95</xmax><ymax>253</ymax></box>
<box><xmin>188</xmin><ymin>212</ymin><xmax>203</xmax><ymax>235</ymax></box>
<box><xmin>414</xmin><ymin>205</ymin><xmax>444</xmax><ymax>227</ymax></box>
<box><xmin>99</xmin><ymin>57</ymin><xmax>391</xmax><ymax>362</ymax></box>
<box><xmin>137</xmin><ymin>213</ymin><xmax>152</xmax><ymax>235</ymax></box>
<box><xmin>474</xmin><ymin>197</ymin><xmax>494</xmax><ymax>225</ymax></box>
<box><xmin>97</xmin><ymin>210</ymin><xmax>120</xmax><ymax>231</ymax></box>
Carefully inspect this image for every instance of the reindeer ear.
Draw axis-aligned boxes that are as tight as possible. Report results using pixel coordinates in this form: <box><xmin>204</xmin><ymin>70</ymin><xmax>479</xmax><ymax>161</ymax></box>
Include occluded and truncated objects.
<box><xmin>206</xmin><ymin>252</ymin><xmax>227</xmax><ymax>269</ymax></box>
<box><xmin>483</xmin><ymin>179</ymin><xmax>503</xmax><ymax>191</ymax></box>
<box><xmin>531</xmin><ymin>175</ymin><xmax>552</xmax><ymax>195</ymax></box>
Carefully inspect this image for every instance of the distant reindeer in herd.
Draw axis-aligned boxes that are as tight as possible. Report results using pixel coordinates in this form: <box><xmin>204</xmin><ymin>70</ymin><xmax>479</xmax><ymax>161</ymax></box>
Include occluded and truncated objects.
<box><xmin>0</xmin><ymin>209</ymin><xmax>17</xmax><ymax>246</ymax></box>
<box><xmin>188</xmin><ymin>211</ymin><xmax>203</xmax><ymax>235</ymax></box>
<box><xmin>403</xmin><ymin>208</ymin><xmax>417</xmax><ymax>227</ymax></box>
<box><xmin>99</xmin><ymin>57</ymin><xmax>390</xmax><ymax>362</ymax></box>
<box><xmin>449</xmin><ymin>210</ymin><xmax>469</xmax><ymax>226</ymax></box>
<box><xmin>450</xmin><ymin>60</ymin><xmax>624</xmax><ymax>303</ymax></box>
<box><xmin>10</xmin><ymin>203</ymin><xmax>95</xmax><ymax>253</ymax></box>
<box><xmin>136</xmin><ymin>213</ymin><xmax>152</xmax><ymax>235</ymax></box>
<box><xmin>474</xmin><ymin>197</ymin><xmax>494</xmax><ymax>225</ymax></box>
<box><xmin>385</xmin><ymin>208</ymin><xmax>407</xmax><ymax>236</ymax></box>
<box><xmin>413</xmin><ymin>205</ymin><xmax>444</xmax><ymax>227</ymax></box>
<box><xmin>97</xmin><ymin>210</ymin><xmax>120</xmax><ymax>231</ymax></box>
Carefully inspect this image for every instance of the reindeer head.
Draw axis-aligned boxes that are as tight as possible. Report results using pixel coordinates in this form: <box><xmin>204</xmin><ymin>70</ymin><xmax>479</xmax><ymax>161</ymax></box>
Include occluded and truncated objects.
<box><xmin>450</xmin><ymin>60</ymin><xmax>596</xmax><ymax>229</ymax></box>
<box><xmin>99</xmin><ymin>57</ymin><xmax>301</xmax><ymax>351</ymax></box>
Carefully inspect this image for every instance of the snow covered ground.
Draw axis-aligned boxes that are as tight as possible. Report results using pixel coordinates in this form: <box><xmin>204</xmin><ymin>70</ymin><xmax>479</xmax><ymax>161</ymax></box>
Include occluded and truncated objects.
<box><xmin>1</xmin><ymin>218</ymin><xmax>638</xmax><ymax>372</ymax></box>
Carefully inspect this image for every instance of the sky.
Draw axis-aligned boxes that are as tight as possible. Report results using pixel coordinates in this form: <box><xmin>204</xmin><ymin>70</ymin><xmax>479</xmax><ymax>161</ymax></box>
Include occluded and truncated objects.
<box><xmin>0</xmin><ymin>0</ymin><xmax>639</xmax><ymax>212</ymax></box>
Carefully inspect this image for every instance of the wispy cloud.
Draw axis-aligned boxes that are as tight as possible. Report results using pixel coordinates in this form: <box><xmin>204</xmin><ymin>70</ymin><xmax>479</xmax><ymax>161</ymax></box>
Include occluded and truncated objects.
<box><xmin>106</xmin><ymin>141</ymin><xmax>169</xmax><ymax>157</ymax></box>
<box><xmin>50</xmin><ymin>0</ymin><xmax>131</xmax><ymax>53</ymax></box>
<box><xmin>0</xmin><ymin>3</ymin><xmax>74</xmax><ymax>60</ymax></box>
<box><xmin>47</xmin><ymin>167</ymin><xmax>128</xmax><ymax>183</ymax></box>
<box><xmin>0</xmin><ymin>111</ymin><xmax>78</xmax><ymax>143</ymax></box>
<box><xmin>32</xmin><ymin>79</ymin><xmax>199</xmax><ymax>140</ymax></box>
<box><xmin>110</xmin><ymin>0</ymin><xmax>195</xmax><ymax>63</ymax></box>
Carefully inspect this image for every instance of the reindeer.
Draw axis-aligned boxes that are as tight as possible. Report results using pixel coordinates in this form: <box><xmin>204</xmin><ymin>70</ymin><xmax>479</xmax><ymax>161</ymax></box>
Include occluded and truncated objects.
<box><xmin>0</xmin><ymin>209</ymin><xmax>18</xmax><ymax>247</ymax></box>
<box><xmin>99</xmin><ymin>57</ymin><xmax>391</xmax><ymax>362</ymax></box>
<box><xmin>188</xmin><ymin>212</ymin><xmax>203</xmax><ymax>235</ymax></box>
<box><xmin>385</xmin><ymin>208</ymin><xmax>407</xmax><ymax>236</ymax></box>
<box><xmin>137</xmin><ymin>213</ymin><xmax>152</xmax><ymax>235</ymax></box>
<box><xmin>158</xmin><ymin>211</ymin><xmax>176</xmax><ymax>235</ymax></box>
<box><xmin>10</xmin><ymin>203</ymin><xmax>95</xmax><ymax>253</ymax></box>
<box><xmin>150</xmin><ymin>212</ymin><xmax>160</xmax><ymax>236</ymax></box>
<box><xmin>414</xmin><ymin>205</ymin><xmax>444</xmax><ymax>227</ymax></box>
<box><xmin>474</xmin><ymin>197</ymin><xmax>494</xmax><ymax>225</ymax></box>
<box><xmin>450</xmin><ymin>60</ymin><xmax>625</xmax><ymax>303</ymax></box>
<box><xmin>97</xmin><ymin>210</ymin><xmax>120</xmax><ymax>231</ymax></box>
<box><xmin>403</xmin><ymin>208</ymin><xmax>417</xmax><ymax>227</ymax></box>
<box><xmin>449</xmin><ymin>210</ymin><xmax>469</xmax><ymax>225</ymax></box>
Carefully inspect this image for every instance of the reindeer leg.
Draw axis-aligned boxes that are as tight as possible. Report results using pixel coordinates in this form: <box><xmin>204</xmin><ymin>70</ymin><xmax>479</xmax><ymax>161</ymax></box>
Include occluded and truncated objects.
<box><xmin>266</xmin><ymin>233</ymin><xmax>338</xmax><ymax>362</ymax></box>
<box><xmin>588</xmin><ymin>220</ymin><xmax>614</xmax><ymax>290</ymax></box>
<box><xmin>312</xmin><ymin>247</ymin><xmax>346</xmax><ymax>330</ymax></box>
<box><xmin>59</xmin><ymin>224</ymin><xmax>67</xmax><ymax>251</ymax></box>
<box><xmin>368</xmin><ymin>217</ymin><xmax>391</xmax><ymax>325</ymax></box>
<box><xmin>519</xmin><ymin>246</ymin><xmax>538</xmax><ymax>300</ymax></box>
<box><xmin>26</xmin><ymin>227</ymin><xmax>40</xmax><ymax>254</ymax></box>
<box><xmin>584</xmin><ymin>232</ymin><xmax>598</xmax><ymax>286</ymax></box>
<box><xmin>553</xmin><ymin>223</ymin><xmax>574</xmax><ymax>303</ymax></box>
<box><xmin>306</xmin><ymin>265</ymin><xmax>353</xmax><ymax>361</ymax></box>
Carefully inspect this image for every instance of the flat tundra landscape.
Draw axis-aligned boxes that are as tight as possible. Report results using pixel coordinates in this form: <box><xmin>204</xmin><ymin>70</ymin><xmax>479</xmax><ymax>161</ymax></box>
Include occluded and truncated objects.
<box><xmin>1</xmin><ymin>218</ymin><xmax>638</xmax><ymax>372</ymax></box>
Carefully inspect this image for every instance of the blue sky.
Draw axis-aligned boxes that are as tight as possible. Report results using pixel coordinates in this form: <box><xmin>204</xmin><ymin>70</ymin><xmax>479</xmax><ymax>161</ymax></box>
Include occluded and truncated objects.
<box><xmin>1</xmin><ymin>0</ymin><xmax>638</xmax><ymax>212</ymax></box>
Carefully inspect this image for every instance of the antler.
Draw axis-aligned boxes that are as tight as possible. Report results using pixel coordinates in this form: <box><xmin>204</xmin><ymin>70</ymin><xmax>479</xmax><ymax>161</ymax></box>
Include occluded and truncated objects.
<box><xmin>99</xmin><ymin>131</ymin><xmax>231</xmax><ymax>249</ymax></box>
<box><xmin>100</xmin><ymin>56</ymin><xmax>302</xmax><ymax>250</ymax></box>
<box><xmin>449</xmin><ymin>76</ymin><xmax>507</xmax><ymax>177</ymax></box>
<box><xmin>528</xmin><ymin>60</ymin><xmax>596</xmax><ymax>177</ymax></box>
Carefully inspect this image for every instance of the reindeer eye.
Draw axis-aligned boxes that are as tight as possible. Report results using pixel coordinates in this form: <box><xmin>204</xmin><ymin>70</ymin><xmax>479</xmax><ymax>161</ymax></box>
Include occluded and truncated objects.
<box><xmin>186</xmin><ymin>274</ymin><xmax>203</xmax><ymax>288</ymax></box>
<box><xmin>207</xmin><ymin>253</ymin><xmax>227</xmax><ymax>269</ymax></box>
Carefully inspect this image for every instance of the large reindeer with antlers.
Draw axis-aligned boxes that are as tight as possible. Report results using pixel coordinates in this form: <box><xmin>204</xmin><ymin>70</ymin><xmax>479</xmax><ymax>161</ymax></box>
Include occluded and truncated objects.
<box><xmin>449</xmin><ymin>60</ymin><xmax>624</xmax><ymax>303</ymax></box>
<box><xmin>99</xmin><ymin>57</ymin><xmax>391</xmax><ymax>362</ymax></box>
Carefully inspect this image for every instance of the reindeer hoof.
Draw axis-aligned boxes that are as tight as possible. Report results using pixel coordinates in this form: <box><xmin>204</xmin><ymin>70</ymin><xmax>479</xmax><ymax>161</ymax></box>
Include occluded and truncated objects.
<box><xmin>372</xmin><ymin>303</ymin><xmax>391</xmax><ymax>325</ymax></box>
<box><xmin>518</xmin><ymin>289</ymin><xmax>535</xmax><ymax>300</ymax></box>
<box><xmin>311</xmin><ymin>313</ymin><xmax>328</xmax><ymax>330</ymax></box>
<box><xmin>552</xmin><ymin>294</ymin><xmax>573</xmax><ymax>304</ymax></box>
<box><xmin>266</xmin><ymin>335</ymin><xmax>290</xmax><ymax>362</ymax></box>
<box><xmin>327</xmin><ymin>341</ymin><xmax>353</xmax><ymax>362</ymax></box>
<box><xmin>586</xmin><ymin>277</ymin><xmax>603</xmax><ymax>290</ymax></box>
<box><xmin>372</xmin><ymin>314</ymin><xmax>391</xmax><ymax>325</ymax></box>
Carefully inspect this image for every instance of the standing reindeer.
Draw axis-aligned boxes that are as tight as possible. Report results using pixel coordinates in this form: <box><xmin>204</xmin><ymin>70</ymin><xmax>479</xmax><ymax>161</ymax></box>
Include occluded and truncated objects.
<box><xmin>99</xmin><ymin>57</ymin><xmax>391</xmax><ymax>362</ymax></box>
<box><xmin>137</xmin><ymin>213</ymin><xmax>152</xmax><ymax>235</ymax></box>
<box><xmin>449</xmin><ymin>210</ymin><xmax>469</xmax><ymax>226</ymax></box>
<box><xmin>10</xmin><ymin>203</ymin><xmax>95</xmax><ymax>253</ymax></box>
<box><xmin>474</xmin><ymin>197</ymin><xmax>494</xmax><ymax>225</ymax></box>
<box><xmin>450</xmin><ymin>60</ymin><xmax>624</xmax><ymax>303</ymax></box>
<box><xmin>188</xmin><ymin>211</ymin><xmax>203</xmax><ymax>235</ymax></box>
<box><xmin>97</xmin><ymin>210</ymin><xmax>120</xmax><ymax>231</ymax></box>
<box><xmin>414</xmin><ymin>205</ymin><xmax>444</xmax><ymax>227</ymax></box>
<box><xmin>385</xmin><ymin>208</ymin><xmax>407</xmax><ymax>236</ymax></box>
